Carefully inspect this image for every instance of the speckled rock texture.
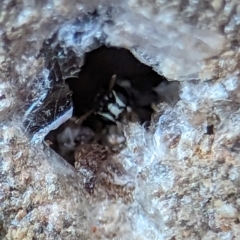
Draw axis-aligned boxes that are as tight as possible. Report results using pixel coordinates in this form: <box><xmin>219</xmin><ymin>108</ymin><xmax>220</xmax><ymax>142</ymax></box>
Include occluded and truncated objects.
<box><xmin>1</xmin><ymin>0</ymin><xmax>240</xmax><ymax>239</ymax></box>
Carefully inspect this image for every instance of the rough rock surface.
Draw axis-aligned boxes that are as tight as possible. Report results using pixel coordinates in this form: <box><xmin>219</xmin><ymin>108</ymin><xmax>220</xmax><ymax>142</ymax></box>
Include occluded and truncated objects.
<box><xmin>1</xmin><ymin>0</ymin><xmax>240</xmax><ymax>239</ymax></box>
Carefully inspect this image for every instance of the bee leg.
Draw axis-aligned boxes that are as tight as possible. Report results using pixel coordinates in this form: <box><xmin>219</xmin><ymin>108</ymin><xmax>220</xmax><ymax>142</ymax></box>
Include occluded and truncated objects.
<box><xmin>75</xmin><ymin>109</ymin><xmax>95</xmax><ymax>125</ymax></box>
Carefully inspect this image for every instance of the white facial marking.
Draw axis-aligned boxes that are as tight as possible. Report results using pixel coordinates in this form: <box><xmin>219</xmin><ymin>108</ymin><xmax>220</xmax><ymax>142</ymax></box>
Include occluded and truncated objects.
<box><xmin>112</xmin><ymin>91</ymin><xmax>126</xmax><ymax>108</ymax></box>
<box><xmin>97</xmin><ymin>111</ymin><xmax>116</xmax><ymax>122</ymax></box>
<box><xmin>107</xmin><ymin>103</ymin><xmax>123</xmax><ymax>118</ymax></box>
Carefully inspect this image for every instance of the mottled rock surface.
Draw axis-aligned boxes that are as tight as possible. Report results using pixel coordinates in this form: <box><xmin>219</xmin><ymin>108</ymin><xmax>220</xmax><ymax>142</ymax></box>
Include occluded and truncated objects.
<box><xmin>1</xmin><ymin>0</ymin><xmax>240</xmax><ymax>239</ymax></box>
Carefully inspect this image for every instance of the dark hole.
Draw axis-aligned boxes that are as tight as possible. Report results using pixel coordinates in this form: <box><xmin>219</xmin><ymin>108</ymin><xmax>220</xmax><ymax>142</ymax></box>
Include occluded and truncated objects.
<box><xmin>43</xmin><ymin>45</ymin><xmax>180</xmax><ymax>192</ymax></box>
<box><xmin>206</xmin><ymin>125</ymin><xmax>214</xmax><ymax>135</ymax></box>
<box><xmin>45</xmin><ymin>46</ymin><xmax>179</xmax><ymax>160</ymax></box>
<box><xmin>66</xmin><ymin>46</ymin><xmax>165</xmax><ymax>118</ymax></box>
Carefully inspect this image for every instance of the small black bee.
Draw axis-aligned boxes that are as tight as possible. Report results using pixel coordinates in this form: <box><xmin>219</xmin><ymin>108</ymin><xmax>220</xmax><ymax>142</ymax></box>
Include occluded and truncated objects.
<box><xmin>94</xmin><ymin>75</ymin><xmax>130</xmax><ymax>123</ymax></box>
<box><xmin>93</xmin><ymin>74</ymin><xmax>164</xmax><ymax>125</ymax></box>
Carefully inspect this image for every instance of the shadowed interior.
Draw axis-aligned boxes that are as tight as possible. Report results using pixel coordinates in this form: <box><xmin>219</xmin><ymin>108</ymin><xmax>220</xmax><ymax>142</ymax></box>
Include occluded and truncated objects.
<box><xmin>45</xmin><ymin>46</ymin><xmax>172</xmax><ymax>168</ymax></box>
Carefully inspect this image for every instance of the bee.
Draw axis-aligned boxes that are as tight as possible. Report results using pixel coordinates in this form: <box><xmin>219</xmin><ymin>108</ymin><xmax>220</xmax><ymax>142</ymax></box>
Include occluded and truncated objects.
<box><xmin>94</xmin><ymin>75</ymin><xmax>130</xmax><ymax>123</ymax></box>
<box><xmin>93</xmin><ymin>74</ymin><xmax>162</xmax><ymax>125</ymax></box>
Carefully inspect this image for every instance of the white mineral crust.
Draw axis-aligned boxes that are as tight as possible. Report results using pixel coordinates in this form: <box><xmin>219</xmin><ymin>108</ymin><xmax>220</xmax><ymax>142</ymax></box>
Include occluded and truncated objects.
<box><xmin>0</xmin><ymin>0</ymin><xmax>240</xmax><ymax>239</ymax></box>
